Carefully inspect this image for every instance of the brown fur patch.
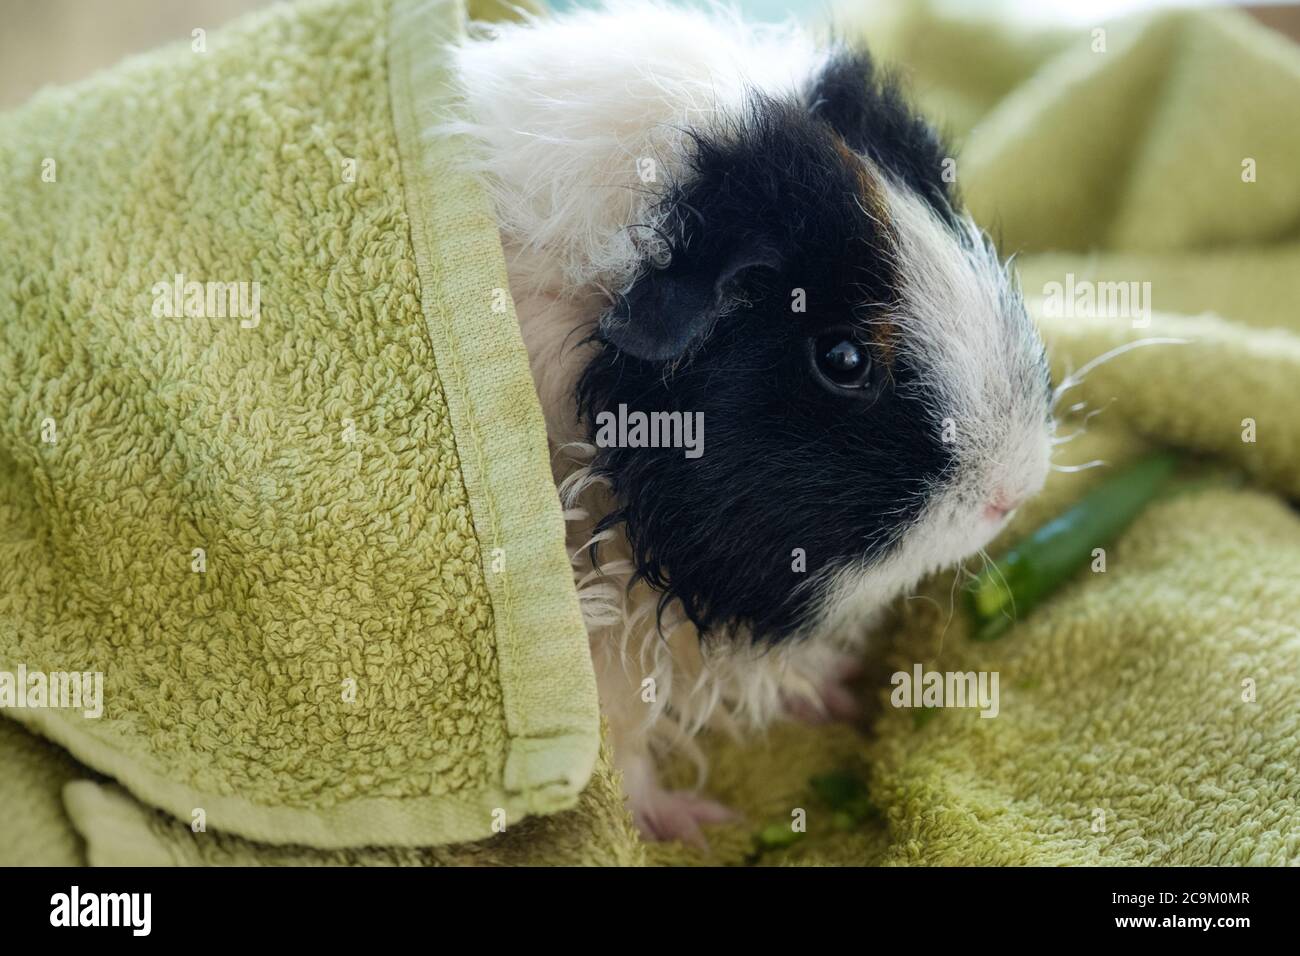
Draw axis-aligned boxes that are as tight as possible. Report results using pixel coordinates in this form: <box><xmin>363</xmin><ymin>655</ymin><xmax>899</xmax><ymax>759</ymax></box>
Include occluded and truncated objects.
<box><xmin>833</xmin><ymin>136</ymin><xmax>899</xmax><ymax>369</ymax></box>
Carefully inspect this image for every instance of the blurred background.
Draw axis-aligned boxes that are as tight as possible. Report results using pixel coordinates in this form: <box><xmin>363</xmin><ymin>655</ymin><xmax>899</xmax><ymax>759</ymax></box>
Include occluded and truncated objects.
<box><xmin>2</xmin><ymin>0</ymin><xmax>1298</xmax><ymax>109</ymax></box>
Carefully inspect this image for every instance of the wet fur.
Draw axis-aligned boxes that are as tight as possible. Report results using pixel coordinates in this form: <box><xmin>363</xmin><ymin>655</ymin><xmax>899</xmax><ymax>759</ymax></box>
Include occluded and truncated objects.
<box><xmin>446</xmin><ymin>1</ymin><xmax>1053</xmax><ymax>841</ymax></box>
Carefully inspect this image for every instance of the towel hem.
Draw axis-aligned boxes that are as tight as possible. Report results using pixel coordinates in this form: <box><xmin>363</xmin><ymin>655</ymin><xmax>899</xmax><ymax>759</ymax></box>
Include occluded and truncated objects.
<box><xmin>0</xmin><ymin>0</ymin><xmax>598</xmax><ymax>854</ymax></box>
<box><xmin>387</xmin><ymin>0</ymin><xmax>601</xmax><ymax>818</ymax></box>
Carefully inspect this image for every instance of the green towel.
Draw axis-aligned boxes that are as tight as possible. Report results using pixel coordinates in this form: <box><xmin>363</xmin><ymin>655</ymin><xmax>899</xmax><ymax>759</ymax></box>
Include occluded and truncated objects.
<box><xmin>0</xmin><ymin>0</ymin><xmax>607</xmax><ymax>862</ymax></box>
<box><xmin>3</xmin><ymin>0</ymin><xmax>1298</xmax><ymax>867</ymax></box>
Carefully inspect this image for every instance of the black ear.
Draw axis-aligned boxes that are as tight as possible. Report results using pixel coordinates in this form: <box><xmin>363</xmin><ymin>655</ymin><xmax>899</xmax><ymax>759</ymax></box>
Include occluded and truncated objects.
<box><xmin>598</xmin><ymin>250</ymin><xmax>775</xmax><ymax>362</ymax></box>
<box><xmin>807</xmin><ymin>49</ymin><xmax>957</xmax><ymax>221</ymax></box>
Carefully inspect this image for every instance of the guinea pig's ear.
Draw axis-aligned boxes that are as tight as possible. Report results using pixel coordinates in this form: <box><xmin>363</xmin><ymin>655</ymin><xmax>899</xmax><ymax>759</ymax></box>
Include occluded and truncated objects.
<box><xmin>598</xmin><ymin>250</ymin><xmax>776</xmax><ymax>362</ymax></box>
<box><xmin>807</xmin><ymin>48</ymin><xmax>955</xmax><ymax>213</ymax></box>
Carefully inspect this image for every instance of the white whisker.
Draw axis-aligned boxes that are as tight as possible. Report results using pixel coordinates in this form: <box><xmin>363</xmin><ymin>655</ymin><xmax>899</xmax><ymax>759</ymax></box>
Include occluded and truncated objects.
<box><xmin>1051</xmin><ymin>459</ymin><xmax>1107</xmax><ymax>473</ymax></box>
<box><xmin>1052</xmin><ymin>337</ymin><xmax>1189</xmax><ymax>410</ymax></box>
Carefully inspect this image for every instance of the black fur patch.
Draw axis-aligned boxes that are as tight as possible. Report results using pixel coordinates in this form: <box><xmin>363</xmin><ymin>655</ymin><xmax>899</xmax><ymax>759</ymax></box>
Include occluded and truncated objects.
<box><xmin>577</xmin><ymin>87</ymin><xmax>959</xmax><ymax>643</ymax></box>
<box><xmin>807</xmin><ymin>49</ymin><xmax>959</xmax><ymax>228</ymax></box>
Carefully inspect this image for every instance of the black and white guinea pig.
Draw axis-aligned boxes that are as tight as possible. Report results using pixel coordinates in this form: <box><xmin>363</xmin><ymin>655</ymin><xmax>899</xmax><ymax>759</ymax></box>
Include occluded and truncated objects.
<box><xmin>450</xmin><ymin>0</ymin><xmax>1053</xmax><ymax>844</ymax></box>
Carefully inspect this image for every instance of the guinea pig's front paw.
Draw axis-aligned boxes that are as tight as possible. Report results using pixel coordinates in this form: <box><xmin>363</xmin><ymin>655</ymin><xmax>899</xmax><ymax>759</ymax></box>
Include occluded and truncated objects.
<box><xmin>630</xmin><ymin>786</ymin><xmax>738</xmax><ymax>849</ymax></box>
<box><xmin>615</xmin><ymin>749</ymin><xmax>738</xmax><ymax>848</ymax></box>
<box><xmin>781</xmin><ymin>653</ymin><xmax>864</xmax><ymax>725</ymax></box>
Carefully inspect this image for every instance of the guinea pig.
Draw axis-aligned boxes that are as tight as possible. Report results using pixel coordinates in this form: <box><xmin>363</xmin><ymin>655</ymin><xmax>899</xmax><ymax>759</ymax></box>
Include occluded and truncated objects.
<box><xmin>449</xmin><ymin>0</ymin><xmax>1053</xmax><ymax>844</ymax></box>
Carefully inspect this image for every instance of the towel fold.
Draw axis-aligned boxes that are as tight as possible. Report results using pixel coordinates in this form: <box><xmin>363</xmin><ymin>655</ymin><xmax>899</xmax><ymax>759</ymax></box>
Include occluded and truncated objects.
<box><xmin>0</xmin><ymin>0</ymin><xmax>603</xmax><ymax>861</ymax></box>
<box><xmin>2</xmin><ymin>0</ymin><xmax>1297</xmax><ymax>866</ymax></box>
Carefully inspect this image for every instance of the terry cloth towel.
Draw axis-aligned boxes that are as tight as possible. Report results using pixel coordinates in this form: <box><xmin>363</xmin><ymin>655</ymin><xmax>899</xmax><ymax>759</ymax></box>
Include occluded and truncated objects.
<box><xmin>0</xmin><ymin>0</ymin><xmax>608</xmax><ymax>860</ymax></box>
<box><xmin>2</xmin><ymin>0</ymin><xmax>1299</xmax><ymax>868</ymax></box>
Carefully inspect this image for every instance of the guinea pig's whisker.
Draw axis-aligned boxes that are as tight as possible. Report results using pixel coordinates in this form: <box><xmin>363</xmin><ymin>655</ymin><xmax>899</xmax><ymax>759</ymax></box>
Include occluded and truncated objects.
<box><xmin>976</xmin><ymin>547</ymin><xmax>1019</xmax><ymax>633</ymax></box>
<box><xmin>904</xmin><ymin>591</ymin><xmax>946</xmax><ymax>614</ymax></box>
<box><xmin>930</xmin><ymin>560</ymin><xmax>977</xmax><ymax>655</ymax></box>
<box><xmin>1051</xmin><ymin>397</ymin><xmax>1116</xmax><ymax>446</ymax></box>
<box><xmin>946</xmin><ymin>562</ymin><xmax>970</xmax><ymax>629</ymax></box>
<box><xmin>1050</xmin><ymin>459</ymin><xmax>1107</xmax><ymax>473</ymax></box>
<box><xmin>1083</xmin><ymin>402</ymin><xmax>1112</xmax><ymax>423</ymax></box>
<box><xmin>1051</xmin><ymin>337</ymin><xmax>1190</xmax><ymax>411</ymax></box>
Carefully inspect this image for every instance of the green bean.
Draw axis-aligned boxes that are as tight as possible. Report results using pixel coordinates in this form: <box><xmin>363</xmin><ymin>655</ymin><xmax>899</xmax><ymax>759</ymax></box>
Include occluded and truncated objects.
<box><xmin>810</xmin><ymin>770</ymin><xmax>877</xmax><ymax>825</ymax></box>
<box><xmin>966</xmin><ymin>452</ymin><xmax>1179</xmax><ymax>641</ymax></box>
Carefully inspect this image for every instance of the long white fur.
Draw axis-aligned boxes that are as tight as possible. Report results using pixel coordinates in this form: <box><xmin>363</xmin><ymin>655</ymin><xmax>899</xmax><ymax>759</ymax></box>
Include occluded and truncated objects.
<box><xmin>444</xmin><ymin>1</ymin><xmax>1052</xmax><ymax>837</ymax></box>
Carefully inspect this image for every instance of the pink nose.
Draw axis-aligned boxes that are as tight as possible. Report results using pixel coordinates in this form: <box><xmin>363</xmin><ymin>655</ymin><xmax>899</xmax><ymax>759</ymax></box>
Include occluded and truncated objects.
<box><xmin>983</xmin><ymin>492</ymin><xmax>1021</xmax><ymax>522</ymax></box>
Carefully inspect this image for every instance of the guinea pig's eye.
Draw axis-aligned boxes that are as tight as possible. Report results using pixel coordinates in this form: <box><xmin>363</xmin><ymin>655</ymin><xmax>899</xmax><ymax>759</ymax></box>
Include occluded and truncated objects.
<box><xmin>809</xmin><ymin>332</ymin><xmax>873</xmax><ymax>393</ymax></box>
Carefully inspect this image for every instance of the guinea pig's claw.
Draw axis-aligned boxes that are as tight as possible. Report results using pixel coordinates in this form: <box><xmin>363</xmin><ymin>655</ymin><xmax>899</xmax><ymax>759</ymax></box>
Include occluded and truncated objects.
<box><xmin>782</xmin><ymin>654</ymin><xmax>865</xmax><ymax>725</ymax></box>
<box><xmin>784</xmin><ymin>690</ymin><xmax>860</xmax><ymax>724</ymax></box>
<box><xmin>631</xmin><ymin>789</ymin><xmax>739</xmax><ymax>850</ymax></box>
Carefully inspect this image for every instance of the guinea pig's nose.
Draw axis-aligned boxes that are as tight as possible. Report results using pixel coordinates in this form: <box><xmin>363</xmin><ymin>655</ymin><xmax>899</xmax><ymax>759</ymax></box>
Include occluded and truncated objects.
<box><xmin>983</xmin><ymin>491</ymin><xmax>1023</xmax><ymax>522</ymax></box>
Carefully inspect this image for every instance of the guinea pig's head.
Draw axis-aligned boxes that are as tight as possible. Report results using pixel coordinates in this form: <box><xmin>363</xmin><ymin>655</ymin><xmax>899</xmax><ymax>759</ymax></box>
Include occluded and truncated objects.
<box><xmin>576</xmin><ymin>51</ymin><xmax>1053</xmax><ymax>643</ymax></box>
